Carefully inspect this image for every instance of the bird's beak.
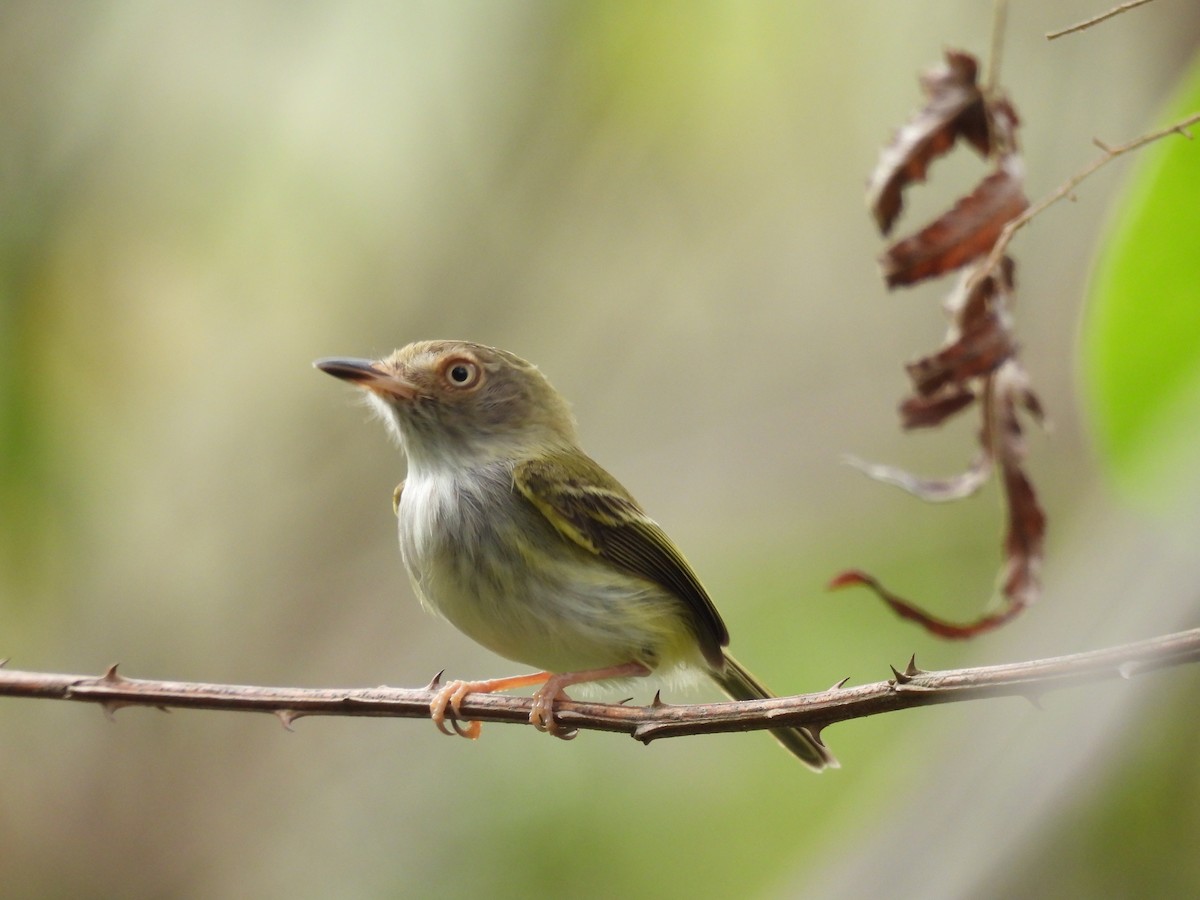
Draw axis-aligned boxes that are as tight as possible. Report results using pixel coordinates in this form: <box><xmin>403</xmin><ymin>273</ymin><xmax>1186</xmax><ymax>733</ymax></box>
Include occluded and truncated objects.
<box><xmin>313</xmin><ymin>357</ymin><xmax>418</xmax><ymax>401</ymax></box>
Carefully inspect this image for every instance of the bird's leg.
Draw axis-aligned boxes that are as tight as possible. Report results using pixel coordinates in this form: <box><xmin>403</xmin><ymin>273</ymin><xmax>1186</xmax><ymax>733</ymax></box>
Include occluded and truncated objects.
<box><xmin>430</xmin><ymin>671</ymin><xmax>553</xmax><ymax>740</ymax></box>
<box><xmin>530</xmin><ymin>661</ymin><xmax>651</xmax><ymax>739</ymax></box>
<box><xmin>430</xmin><ymin>662</ymin><xmax>652</xmax><ymax>740</ymax></box>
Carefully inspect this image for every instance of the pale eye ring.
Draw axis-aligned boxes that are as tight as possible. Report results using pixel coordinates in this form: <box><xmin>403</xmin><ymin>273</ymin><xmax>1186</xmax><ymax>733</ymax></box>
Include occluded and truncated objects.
<box><xmin>443</xmin><ymin>358</ymin><xmax>482</xmax><ymax>389</ymax></box>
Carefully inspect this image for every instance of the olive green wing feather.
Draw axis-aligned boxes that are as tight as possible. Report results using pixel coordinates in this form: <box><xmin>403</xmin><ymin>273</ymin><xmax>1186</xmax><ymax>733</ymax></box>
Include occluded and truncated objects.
<box><xmin>514</xmin><ymin>452</ymin><xmax>729</xmax><ymax>666</ymax></box>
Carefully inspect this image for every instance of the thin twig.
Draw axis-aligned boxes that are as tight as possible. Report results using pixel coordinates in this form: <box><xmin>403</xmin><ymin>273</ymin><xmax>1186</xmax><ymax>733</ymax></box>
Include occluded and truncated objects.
<box><xmin>3</xmin><ymin>628</ymin><xmax>1199</xmax><ymax>746</ymax></box>
<box><xmin>1047</xmin><ymin>0</ymin><xmax>1158</xmax><ymax>41</ymax></box>
<box><xmin>969</xmin><ymin>110</ymin><xmax>1200</xmax><ymax>292</ymax></box>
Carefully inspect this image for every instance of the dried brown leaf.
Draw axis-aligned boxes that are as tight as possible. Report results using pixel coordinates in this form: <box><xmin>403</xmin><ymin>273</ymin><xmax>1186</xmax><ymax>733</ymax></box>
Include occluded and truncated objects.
<box><xmin>899</xmin><ymin>388</ymin><xmax>976</xmax><ymax>429</ymax></box>
<box><xmin>897</xmin><ymin>259</ymin><xmax>1017</xmax><ymax>427</ymax></box>
<box><xmin>987</xmin><ymin>364</ymin><xmax>1046</xmax><ymax>609</ymax></box>
<box><xmin>881</xmin><ymin>158</ymin><xmax>1029</xmax><ymax>288</ymax></box>
<box><xmin>844</xmin><ymin>51</ymin><xmax>1044</xmax><ymax>640</ymax></box>
<box><xmin>906</xmin><ymin>310</ymin><xmax>1017</xmax><ymax>396</ymax></box>
<box><xmin>840</xmin><ymin>366</ymin><xmax>1046</xmax><ymax>638</ymax></box>
<box><xmin>867</xmin><ymin>50</ymin><xmax>987</xmax><ymax>235</ymax></box>
<box><xmin>999</xmin><ymin>458</ymin><xmax>1045</xmax><ymax>607</ymax></box>
<box><xmin>828</xmin><ymin>569</ymin><xmax>1026</xmax><ymax>640</ymax></box>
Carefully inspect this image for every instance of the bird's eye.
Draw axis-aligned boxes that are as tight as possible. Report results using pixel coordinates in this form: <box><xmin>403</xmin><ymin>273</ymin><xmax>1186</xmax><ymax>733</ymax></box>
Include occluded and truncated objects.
<box><xmin>442</xmin><ymin>358</ymin><xmax>482</xmax><ymax>389</ymax></box>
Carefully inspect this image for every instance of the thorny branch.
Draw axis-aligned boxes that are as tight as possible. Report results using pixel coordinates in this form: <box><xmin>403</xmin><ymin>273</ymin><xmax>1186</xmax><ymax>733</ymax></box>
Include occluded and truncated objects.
<box><xmin>3</xmin><ymin>627</ymin><xmax>1199</xmax><ymax>746</ymax></box>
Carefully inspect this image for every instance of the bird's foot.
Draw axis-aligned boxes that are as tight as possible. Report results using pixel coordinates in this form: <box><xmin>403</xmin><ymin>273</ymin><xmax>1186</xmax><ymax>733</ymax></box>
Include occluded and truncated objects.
<box><xmin>529</xmin><ymin>661</ymin><xmax>652</xmax><ymax>741</ymax></box>
<box><xmin>530</xmin><ymin>678</ymin><xmax>578</xmax><ymax>740</ymax></box>
<box><xmin>429</xmin><ymin>662</ymin><xmax>651</xmax><ymax>741</ymax></box>
<box><xmin>429</xmin><ymin>671</ymin><xmax>555</xmax><ymax>739</ymax></box>
<box><xmin>430</xmin><ymin>680</ymin><xmax>486</xmax><ymax>739</ymax></box>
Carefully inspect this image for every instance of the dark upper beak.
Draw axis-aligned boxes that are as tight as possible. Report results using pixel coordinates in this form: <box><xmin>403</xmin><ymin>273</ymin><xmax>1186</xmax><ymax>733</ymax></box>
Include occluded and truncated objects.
<box><xmin>313</xmin><ymin>357</ymin><xmax>417</xmax><ymax>400</ymax></box>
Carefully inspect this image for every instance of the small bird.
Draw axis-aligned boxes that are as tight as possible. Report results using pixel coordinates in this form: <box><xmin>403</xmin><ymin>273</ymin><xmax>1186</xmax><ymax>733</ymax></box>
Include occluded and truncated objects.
<box><xmin>316</xmin><ymin>341</ymin><xmax>835</xmax><ymax>769</ymax></box>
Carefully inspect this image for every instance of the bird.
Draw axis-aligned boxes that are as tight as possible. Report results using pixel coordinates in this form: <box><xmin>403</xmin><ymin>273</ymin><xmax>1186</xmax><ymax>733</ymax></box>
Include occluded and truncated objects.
<box><xmin>315</xmin><ymin>340</ymin><xmax>835</xmax><ymax>769</ymax></box>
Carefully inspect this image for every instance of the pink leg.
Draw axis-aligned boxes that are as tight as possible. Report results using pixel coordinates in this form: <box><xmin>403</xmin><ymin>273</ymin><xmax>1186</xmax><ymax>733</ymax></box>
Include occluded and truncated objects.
<box><xmin>530</xmin><ymin>661</ymin><xmax>651</xmax><ymax>738</ymax></box>
<box><xmin>431</xmin><ymin>671</ymin><xmax>553</xmax><ymax>740</ymax></box>
<box><xmin>430</xmin><ymin>662</ymin><xmax>652</xmax><ymax>740</ymax></box>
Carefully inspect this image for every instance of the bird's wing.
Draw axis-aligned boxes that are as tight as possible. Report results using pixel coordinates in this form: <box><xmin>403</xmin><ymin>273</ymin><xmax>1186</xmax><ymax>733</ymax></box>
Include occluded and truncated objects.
<box><xmin>514</xmin><ymin>452</ymin><xmax>729</xmax><ymax>665</ymax></box>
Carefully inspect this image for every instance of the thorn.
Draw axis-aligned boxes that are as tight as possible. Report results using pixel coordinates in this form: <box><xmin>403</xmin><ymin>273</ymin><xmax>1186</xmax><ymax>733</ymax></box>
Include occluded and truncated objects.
<box><xmin>904</xmin><ymin>654</ymin><xmax>925</xmax><ymax>677</ymax></box>
<box><xmin>1117</xmin><ymin>661</ymin><xmax>1138</xmax><ymax>680</ymax></box>
<box><xmin>276</xmin><ymin>709</ymin><xmax>299</xmax><ymax>731</ymax></box>
<box><xmin>829</xmin><ymin>676</ymin><xmax>851</xmax><ymax>691</ymax></box>
<box><xmin>890</xmin><ymin>664</ymin><xmax>912</xmax><ymax>685</ymax></box>
<box><xmin>0</xmin><ymin>658</ymin><xmax>9</xmax><ymax>668</ymax></box>
<box><xmin>1024</xmin><ymin>692</ymin><xmax>1045</xmax><ymax>710</ymax></box>
<box><xmin>805</xmin><ymin>725</ymin><xmax>827</xmax><ymax>746</ymax></box>
<box><xmin>101</xmin><ymin>663</ymin><xmax>127</xmax><ymax>684</ymax></box>
<box><xmin>424</xmin><ymin>669</ymin><xmax>446</xmax><ymax>691</ymax></box>
<box><xmin>552</xmin><ymin>726</ymin><xmax>579</xmax><ymax>741</ymax></box>
<box><xmin>99</xmin><ymin>700</ymin><xmax>134</xmax><ymax>721</ymax></box>
<box><xmin>632</xmin><ymin>723</ymin><xmax>659</xmax><ymax>744</ymax></box>
<box><xmin>650</xmin><ymin>690</ymin><xmax>669</xmax><ymax>708</ymax></box>
<box><xmin>156</xmin><ymin>706</ymin><xmax>171</xmax><ymax>714</ymax></box>
<box><xmin>616</xmin><ymin>697</ymin><xmax>635</xmax><ymax>706</ymax></box>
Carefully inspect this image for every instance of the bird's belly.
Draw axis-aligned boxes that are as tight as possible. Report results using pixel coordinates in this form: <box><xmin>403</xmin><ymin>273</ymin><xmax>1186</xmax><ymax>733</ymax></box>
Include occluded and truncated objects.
<box><xmin>398</xmin><ymin>473</ymin><xmax>697</xmax><ymax>675</ymax></box>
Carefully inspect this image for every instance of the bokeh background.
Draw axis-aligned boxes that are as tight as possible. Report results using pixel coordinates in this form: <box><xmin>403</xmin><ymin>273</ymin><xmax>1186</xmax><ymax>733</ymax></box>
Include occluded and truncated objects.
<box><xmin>3</xmin><ymin>2</ymin><xmax>1199</xmax><ymax>897</ymax></box>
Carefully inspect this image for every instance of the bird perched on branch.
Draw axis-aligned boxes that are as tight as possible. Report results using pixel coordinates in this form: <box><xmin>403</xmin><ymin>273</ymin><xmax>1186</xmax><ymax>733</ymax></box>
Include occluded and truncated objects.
<box><xmin>316</xmin><ymin>340</ymin><xmax>835</xmax><ymax>769</ymax></box>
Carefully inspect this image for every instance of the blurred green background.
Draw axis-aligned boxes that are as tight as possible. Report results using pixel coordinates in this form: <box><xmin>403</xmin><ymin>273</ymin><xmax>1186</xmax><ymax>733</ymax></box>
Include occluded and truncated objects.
<box><xmin>3</xmin><ymin>2</ymin><xmax>1199</xmax><ymax>897</ymax></box>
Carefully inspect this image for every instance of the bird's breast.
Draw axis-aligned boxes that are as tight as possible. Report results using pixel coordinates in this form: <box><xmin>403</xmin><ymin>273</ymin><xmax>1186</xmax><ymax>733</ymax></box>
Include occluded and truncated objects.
<box><xmin>395</xmin><ymin>462</ymin><xmax>700</xmax><ymax>675</ymax></box>
<box><xmin>398</xmin><ymin>463</ymin><xmax>540</xmax><ymax>620</ymax></box>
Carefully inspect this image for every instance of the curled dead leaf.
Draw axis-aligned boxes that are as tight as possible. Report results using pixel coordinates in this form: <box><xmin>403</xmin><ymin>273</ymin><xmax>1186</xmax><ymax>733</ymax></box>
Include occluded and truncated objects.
<box><xmin>867</xmin><ymin>50</ymin><xmax>989</xmax><ymax>235</ymax></box>
<box><xmin>899</xmin><ymin>388</ymin><xmax>977</xmax><ymax>429</ymax></box>
<box><xmin>881</xmin><ymin>159</ymin><xmax>1029</xmax><ymax>288</ymax></box>
<box><xmin>846</xmin><ymin>50</ymin><xmax>1044</xmax><ymax>639</ymax></box>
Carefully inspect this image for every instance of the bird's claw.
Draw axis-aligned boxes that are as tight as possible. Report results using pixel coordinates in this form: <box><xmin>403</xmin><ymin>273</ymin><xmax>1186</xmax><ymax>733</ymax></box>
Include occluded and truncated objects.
<box><xmin>430</xmin><ymin>680</ymin><xmax>483</xmax><ymax>740</ymax></box>
<box><xmin>530</xmin><ymin>685</ymin><xmax>577</xmax><ymax>741</ymax></box>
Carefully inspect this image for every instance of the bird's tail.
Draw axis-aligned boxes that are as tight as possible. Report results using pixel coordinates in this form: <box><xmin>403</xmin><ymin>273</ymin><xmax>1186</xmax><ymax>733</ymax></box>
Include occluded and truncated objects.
<box><xmin>713</xmin><ymin>653</ymin><xmax>838</xmax><ymax>771</ymax></box>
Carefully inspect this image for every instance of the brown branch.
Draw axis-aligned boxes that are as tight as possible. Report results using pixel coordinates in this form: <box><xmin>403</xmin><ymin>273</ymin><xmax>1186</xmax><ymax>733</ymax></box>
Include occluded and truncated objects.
<box><xmin>968</xmin><ymin>110</ymin><xmax>1200</xmax><ymax>293</ymax></box>
<box><xmin>3</xmin><ymin>627</ymin><xmax>1199</xmax><ymax>746</ymax></box>
<box><xmin>1046</xmin><ymin>0</ymin><xmax>1157</xmax><ymax>41</ymax></box>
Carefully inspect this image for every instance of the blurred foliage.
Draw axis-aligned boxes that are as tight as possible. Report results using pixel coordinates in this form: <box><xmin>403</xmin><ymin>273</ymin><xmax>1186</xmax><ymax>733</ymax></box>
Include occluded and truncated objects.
<box><xmin>1081</xmin><ymin>51</ymin><xmax>1200</xmax><ymax>510</ymax></box>
<box><xmin>1</xmin><ymin>3</ymin><xmax>1199</xmax><ymax>899</ymax></box>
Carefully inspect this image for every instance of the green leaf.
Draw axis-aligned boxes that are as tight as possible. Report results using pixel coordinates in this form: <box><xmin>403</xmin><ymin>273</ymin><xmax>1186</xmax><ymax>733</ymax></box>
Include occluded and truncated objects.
<box><xmin>1081</xmin><ymin>54</ymin><xmax>1200</xmax><ymax>510</ymax></box>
